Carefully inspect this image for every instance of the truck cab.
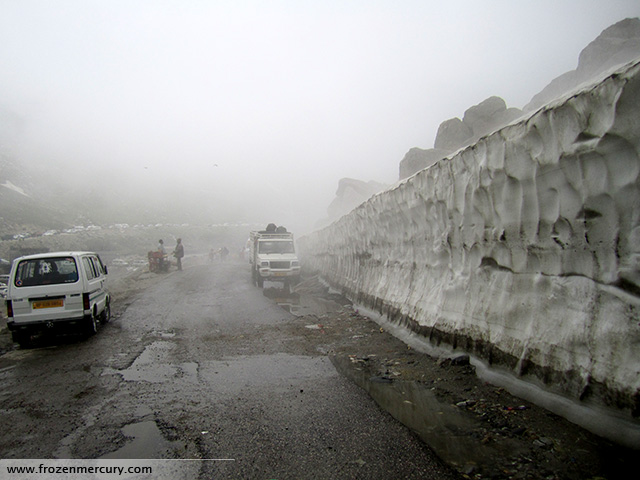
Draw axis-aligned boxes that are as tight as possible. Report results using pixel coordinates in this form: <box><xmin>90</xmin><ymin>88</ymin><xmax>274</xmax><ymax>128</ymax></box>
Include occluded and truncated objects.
<box><xmin>249</xmin><ymin>226</ymin><xmax>301</xmax><ymax>288</ymax></box>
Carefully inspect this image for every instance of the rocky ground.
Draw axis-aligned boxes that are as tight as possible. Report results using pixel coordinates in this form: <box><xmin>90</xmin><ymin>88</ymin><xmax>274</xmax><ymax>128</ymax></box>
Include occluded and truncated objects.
<box><xmin>1</xmin><ymin>262</ymin><xmax>636</xmax><ymax>480</ymax></box>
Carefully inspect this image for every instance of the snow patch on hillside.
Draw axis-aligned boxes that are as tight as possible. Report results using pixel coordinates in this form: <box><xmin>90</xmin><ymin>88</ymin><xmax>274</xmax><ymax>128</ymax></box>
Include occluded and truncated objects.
<box><xmin>1</xmin><ymin>180</ymin><xmax>29</xmax><ymax>197</ymax></box>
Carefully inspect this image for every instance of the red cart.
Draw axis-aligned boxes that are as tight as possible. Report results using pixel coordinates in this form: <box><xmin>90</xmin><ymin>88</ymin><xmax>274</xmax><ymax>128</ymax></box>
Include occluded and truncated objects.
<box><xmin>148</xmin><ymin>251</ymin><xmax>169</xmax><ymax>273</ymax></box>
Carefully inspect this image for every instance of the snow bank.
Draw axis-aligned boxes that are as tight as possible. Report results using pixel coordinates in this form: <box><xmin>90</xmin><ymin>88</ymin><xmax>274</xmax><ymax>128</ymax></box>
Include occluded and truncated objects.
<box><xmin>299</xmin><ymin>59</ymin><xmax>640</xmax><ymax>417</ymax></box>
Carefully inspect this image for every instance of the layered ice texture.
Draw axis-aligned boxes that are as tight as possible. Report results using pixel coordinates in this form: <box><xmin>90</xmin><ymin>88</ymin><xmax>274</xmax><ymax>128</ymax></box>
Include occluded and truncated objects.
<box><xmin>299</xmin><ymin>59</ymin><xmax>640</xmax><ymax>417</ymax></box>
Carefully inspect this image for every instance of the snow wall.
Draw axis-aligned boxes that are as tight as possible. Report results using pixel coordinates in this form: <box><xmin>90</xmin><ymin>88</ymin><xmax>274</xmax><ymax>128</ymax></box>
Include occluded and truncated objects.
<box><xmin>299</xmin><ymin>59</ymin><xmax>640</xmax><ymax>418</ymax></box>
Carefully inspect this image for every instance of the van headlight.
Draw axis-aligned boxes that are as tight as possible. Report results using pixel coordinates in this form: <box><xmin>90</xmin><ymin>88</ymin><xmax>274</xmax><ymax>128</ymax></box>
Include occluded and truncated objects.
<box><xmin>291</xmin><ymin>261</ymin><xmax>299</xmax><ymax>267</ymax></box>
<box><xmin>260</xmin><ymin>261</ymin><xmax>269</xmax><ymax>268</ymax></box>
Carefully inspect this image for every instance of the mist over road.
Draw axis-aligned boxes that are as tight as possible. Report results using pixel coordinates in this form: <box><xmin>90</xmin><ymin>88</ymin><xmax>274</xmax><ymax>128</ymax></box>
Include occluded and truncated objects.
<box><xmin>0</xmin><ymin>260</ymin><xmax>460</xmax><ymax>479</ymax></box>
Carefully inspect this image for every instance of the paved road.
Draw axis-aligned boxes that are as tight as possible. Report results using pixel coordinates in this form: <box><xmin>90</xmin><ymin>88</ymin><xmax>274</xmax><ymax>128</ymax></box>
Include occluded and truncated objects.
<box><xmin>0</xmin><ymin>261</ymin><xmax>461</xmax><ymax>479</ymax></box>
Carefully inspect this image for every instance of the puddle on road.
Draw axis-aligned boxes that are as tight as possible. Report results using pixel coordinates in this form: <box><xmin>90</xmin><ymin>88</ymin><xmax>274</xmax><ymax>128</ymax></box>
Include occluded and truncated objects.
<box><xmin>99</xmin><ymin>420</ymin><xmax>179</xmax><ymax>459</ymax></box>
<box><xmin>262</xmin><ymin>287</ymin><xmax>303</xmax><ymax>314</ymax></box>
<box><xmin>97</xmin><ymin>420</ymin><xmax>217</xmax><ymax>479</ymax></box>
<box><xmin>262</xmin><ymin>286</ymin><xmax>348</xmax><ymax>317</ymax></box>
<box><xmin>331</xmin><ymin>355</ymin><xmax>512</xmax><ymax>474</ymax></box>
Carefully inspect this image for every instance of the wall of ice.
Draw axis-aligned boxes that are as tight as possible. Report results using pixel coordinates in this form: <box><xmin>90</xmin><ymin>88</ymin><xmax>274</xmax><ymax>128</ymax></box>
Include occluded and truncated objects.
<box><xmin>299</xmin><ymin>59</ymin><xmax>640</xmax><ymax>417</ymax></box>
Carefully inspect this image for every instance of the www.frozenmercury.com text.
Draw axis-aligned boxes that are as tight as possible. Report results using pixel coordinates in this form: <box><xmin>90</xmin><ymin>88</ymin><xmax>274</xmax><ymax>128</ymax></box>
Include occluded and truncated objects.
<box><xmin>6</xmin><ymin>463</ymin><xmax>152</xmax><ymax>476</ymax></box>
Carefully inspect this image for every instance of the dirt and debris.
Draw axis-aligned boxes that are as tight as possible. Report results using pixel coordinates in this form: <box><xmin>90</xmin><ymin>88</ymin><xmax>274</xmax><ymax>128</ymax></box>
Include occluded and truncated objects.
<box><xmin>289</xmin><ymin>276</ymin><xmax>637</xmax><ymax>480</ymax></box>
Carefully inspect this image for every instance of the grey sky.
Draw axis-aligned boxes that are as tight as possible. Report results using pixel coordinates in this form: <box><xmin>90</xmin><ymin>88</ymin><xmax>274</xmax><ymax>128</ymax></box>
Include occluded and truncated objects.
<box><xmin>1</xmin><ymin>0</ymin><xmax>639</xmax><ymax>231</ymax></box>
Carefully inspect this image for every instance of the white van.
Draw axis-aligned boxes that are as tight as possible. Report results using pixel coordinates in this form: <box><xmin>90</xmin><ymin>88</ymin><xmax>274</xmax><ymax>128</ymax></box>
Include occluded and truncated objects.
<box><xmin>5</xmin><ymin>251</ymin><xmax>111</xmax><ymax>347</ymax></box>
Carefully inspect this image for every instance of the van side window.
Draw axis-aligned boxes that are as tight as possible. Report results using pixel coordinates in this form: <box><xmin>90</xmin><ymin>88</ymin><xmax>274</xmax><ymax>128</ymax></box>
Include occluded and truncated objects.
<box><xmin>82</xmin><ymin>257</ymin><xmax>96</xmax><ymax>280</ymax></box>
<box><xmin>97</xmin><ymin>256</ymin><xmax>107</xmax><ymax>275</ymax></box>
<box><xmin>90</xmin><ymin>257</ymin><xmax>99</xmax><ymax>278</ymax></box>
<box><xmin>92</xmin><ymin>256</ymin><xmax>104</xmax><ymax>276</ymax></box>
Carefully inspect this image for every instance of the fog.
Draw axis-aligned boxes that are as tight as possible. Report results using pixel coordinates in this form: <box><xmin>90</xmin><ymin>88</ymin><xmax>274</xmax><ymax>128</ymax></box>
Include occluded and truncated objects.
<box><xmin>1</xmin><ymin>0</ymin><xmax>639</xmax><ymax>234</ymax></box>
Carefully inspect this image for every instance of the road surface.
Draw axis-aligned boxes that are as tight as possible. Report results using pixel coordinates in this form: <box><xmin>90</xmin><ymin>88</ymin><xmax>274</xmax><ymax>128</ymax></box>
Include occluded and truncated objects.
<box><xmin>0</xmin><ymin>260</ymin><xmax>461</xmax><ymax>479</ymax></box>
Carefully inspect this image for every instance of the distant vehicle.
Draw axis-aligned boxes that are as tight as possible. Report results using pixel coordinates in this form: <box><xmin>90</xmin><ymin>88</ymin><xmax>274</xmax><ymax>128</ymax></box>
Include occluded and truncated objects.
<box><xmin>249</xmin><ymin>224</ymin><xmax>301</xmax><ymax>288</ymax></box>
<box><xmin>5</xmin><ymin>252</ymin><xmax>110</xmax><ymax>347</ymax></box>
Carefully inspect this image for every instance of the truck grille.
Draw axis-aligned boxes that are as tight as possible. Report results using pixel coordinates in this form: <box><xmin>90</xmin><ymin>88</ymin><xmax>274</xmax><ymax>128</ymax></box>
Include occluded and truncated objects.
<box><xmin>270</xmin><ymin>261</ymin><xmax>290</xmax><ymax>269</ymax></box>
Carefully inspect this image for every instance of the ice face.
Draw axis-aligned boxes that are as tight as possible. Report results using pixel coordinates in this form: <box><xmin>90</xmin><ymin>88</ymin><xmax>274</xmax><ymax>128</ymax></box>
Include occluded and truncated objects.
<box><xmin>299</xmin><ymin>59</ymin><xmax>640</xmax><ymax>417</ymax></box>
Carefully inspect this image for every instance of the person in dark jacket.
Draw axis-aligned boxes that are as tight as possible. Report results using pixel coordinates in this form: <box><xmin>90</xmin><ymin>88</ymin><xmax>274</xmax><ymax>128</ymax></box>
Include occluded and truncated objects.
<box><xmin>173</xmin><ymin>238</ymin><xmax>184</xmax><ymax>270</ymax></box>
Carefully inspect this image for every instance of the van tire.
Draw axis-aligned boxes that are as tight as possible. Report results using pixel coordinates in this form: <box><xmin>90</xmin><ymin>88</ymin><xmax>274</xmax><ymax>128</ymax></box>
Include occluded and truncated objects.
<box><xmin>85</xmin><ymin>315</ymin><xmax>98</xmax><ymax>336</ymax></box>
<box><xmin>12</xmin><ymin>332</ymin><xmax>31</xmax><ymax>349</ymax></box>
<box><xmin>100</xmin><ymin>301</ymin><xmax>111</xmax><ymax>324</ymax></box>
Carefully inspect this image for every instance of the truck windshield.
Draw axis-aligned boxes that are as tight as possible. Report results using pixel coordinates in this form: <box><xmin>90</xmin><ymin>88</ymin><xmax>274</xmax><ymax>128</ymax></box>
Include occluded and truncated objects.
<box><xmin>259</xmin><ymin>241</ymin><xmax>295</xmax><ymax>254</ymax></box>
<box><xmin>14</xmin><ymin>257</ymin><xmax>79</xmax><ymax>287</ymax></box>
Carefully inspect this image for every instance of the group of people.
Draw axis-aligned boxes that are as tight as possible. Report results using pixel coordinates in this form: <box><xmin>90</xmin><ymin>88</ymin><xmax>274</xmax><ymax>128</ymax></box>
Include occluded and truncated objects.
<box><xmin>208</xmin><ymin>246</ymin><xmax>229</xmax><ymax>263</ymax></box>
<box><xmin>154</xmin><ymin>239</ymin><xmax>239</xmax><ymax>271</ymax></box>
<box><xmin>157</xmin><ymin>238</ymin><xmax>184</xmax><ymax>271</ymax></box>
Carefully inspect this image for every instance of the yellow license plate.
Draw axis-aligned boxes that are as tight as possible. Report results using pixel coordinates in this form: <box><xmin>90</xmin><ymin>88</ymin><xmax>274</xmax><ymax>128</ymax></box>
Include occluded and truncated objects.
<box><xmin>273</xmin><ymin>272</ymin><xmax>287</xmax><ymax>277</ymax></box>
<box><xmin>32</xmin><ymin>299</ymin><xmax>64</xmax><ymax>309</ymax></box>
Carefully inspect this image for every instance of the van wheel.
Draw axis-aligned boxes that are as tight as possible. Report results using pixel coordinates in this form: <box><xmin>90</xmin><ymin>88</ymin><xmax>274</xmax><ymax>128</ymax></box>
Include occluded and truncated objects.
<box><xmin>257</xmin><ymin>276</ymin><xmax>264</xmax><ymax>288</ymax></box>
<box><xmin>85</xmin><ymin>315</ymin><xmax>98</xmax><ymax>336</ymax></box>
<box><xmin>100</xmin><ymin>302</ymin><xmax>111</xmax><ymax>324</ymax></box>
<box><xmin>12</xmin><ymin>332</ymin><xmax>31</xmax><ymax>348</ymax></box>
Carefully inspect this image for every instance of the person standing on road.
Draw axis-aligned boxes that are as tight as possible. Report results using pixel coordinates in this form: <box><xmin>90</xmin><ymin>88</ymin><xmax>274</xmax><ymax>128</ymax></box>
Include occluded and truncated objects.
<box><xmin>157</xmin><ymin>239</ymin><xmax>166</xmax><ymax>271</ymax></box>
<box><xmin>173</xmin><ymin>238</ymin><xmax>184</xmax><ymax>271</ymax></box>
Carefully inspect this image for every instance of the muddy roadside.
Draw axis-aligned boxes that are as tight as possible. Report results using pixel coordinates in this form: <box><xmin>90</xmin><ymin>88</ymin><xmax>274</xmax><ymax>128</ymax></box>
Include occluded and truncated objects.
<box><xmin>284</xmin><ymin>277</ymin><xmax>637</xmax><ymax>480</ymax></box>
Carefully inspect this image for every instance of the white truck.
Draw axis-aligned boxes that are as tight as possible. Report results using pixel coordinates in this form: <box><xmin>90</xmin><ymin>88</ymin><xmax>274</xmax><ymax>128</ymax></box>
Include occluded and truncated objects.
<box><xmin>249</xmin><ymin>225</ymin><xmax>301</xmax><ymax>288</ymax></box>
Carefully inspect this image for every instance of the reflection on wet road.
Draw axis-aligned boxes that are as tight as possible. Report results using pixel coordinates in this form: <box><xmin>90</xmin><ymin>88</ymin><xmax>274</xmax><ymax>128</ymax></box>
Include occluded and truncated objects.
<box><xmin>262</xmin><ymin>285</ymin><xmax>302</xmax><ymax>314</ymax></box>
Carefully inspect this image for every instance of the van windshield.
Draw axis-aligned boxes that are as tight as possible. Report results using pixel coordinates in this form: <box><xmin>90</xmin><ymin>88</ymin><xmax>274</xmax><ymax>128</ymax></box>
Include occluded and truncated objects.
<box><xmin>14</xmin><ymin>257</ymin><xmax>79</xmax><ymax>287</ymax></box>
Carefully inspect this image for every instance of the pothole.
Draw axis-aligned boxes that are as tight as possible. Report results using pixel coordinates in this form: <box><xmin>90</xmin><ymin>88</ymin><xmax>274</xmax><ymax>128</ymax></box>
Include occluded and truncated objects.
<box><xmin>99</xmin><ymin>420</ymin><xmax>179</xmax><ymax>459</ymax></box>
<box><xmin>101</xmin><ymin>341</ymin><xmax>198</xmax><ymax>383</ymax></box>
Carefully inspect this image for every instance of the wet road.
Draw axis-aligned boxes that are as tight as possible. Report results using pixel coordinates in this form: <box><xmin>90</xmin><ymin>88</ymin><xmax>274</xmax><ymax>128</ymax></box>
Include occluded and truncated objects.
<box><xmin>0</xmin><ymin>261</ymin><xmax>460</xmax><ymax>479</ymax></box>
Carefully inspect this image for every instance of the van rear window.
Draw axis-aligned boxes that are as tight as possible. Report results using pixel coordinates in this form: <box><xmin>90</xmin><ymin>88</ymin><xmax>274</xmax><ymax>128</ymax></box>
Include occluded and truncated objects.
<box><xmin>14</xmin><ymin>257</ymin><xmax>79</xmax><ymax>287</ymax></box>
